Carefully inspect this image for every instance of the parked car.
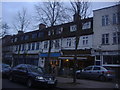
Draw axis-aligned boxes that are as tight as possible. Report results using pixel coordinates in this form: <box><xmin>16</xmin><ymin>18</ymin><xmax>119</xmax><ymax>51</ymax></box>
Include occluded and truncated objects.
<box><xmin>0</xmin><ymin>63</ymin><xmax>11</xmax><ymax>77</ymax></box>
<box><xmin>9</xmin><ymin>64</ymin><xmax>57</xmax><ymax>88</ymax></box>
<box><xmin>76</xmin><ymin>65</ymin><xmax>115</xmax><ymax>81</ymax></box>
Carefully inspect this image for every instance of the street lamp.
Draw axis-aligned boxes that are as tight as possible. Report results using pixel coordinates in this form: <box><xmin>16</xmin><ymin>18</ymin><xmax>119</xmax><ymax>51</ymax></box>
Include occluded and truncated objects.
<box><xmin>24</xmin><ymin>49</ymin><xmax>28</xmax><ymax>64</ymax></box>
<box><xmin>98</xmin><ymin>45</ymin><xmax>102</xmax><ymax>66</ymax></box>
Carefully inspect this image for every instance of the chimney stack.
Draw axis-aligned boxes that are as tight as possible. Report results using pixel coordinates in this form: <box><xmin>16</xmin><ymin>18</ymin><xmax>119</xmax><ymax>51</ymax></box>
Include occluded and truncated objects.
<box><xmin>18</xmin><ymin>31</ymin><xmax>24</xmax><ymax>35</ymax></box>
<box><xmin>73</xmin><ymin>13</ymin><xmax>81</xmax><ymax>22</ymax></box>
<box><xmin>39</xmin><ymin>23</ymin><xmax>46</xmax><ymax>30</ymax></box>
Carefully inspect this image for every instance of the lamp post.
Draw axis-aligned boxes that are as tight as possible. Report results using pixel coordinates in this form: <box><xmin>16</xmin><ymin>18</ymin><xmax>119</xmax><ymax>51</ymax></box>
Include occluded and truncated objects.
<box><xmin>24</xmin><ymin>49</ymin><xmax>28</xmax><ymax>64</ymax></box>
<box><xmin>98</xmin><ymin>45</ymin><xmax>102</xmax><ymax>66</ymax></box>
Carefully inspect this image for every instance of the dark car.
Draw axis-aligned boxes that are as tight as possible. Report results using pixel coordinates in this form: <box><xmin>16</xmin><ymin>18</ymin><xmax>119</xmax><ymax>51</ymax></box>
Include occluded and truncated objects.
<box><xmin>0</xmin><ymin>63</ymin><xmax>11</xmax><ymax>77</ymax></box>
<box><xmin>9</xmin><ymin>64</ymin><xmax>57</xmax><ymax>88</ymax></box>
<box><xmin>76</xmin><ymin>65</ymin><xmax>115</xmax><ymax>81</ymax></box>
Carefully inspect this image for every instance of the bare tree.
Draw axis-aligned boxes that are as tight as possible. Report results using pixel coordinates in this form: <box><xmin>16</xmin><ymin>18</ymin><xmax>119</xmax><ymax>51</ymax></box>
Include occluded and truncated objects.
<box><xmin>13</xmin><ymin>8</ymin><xmax>31</xmax><ymax>32</ymax></box>
<box><xmin>35</xmin><ymin>1</ymin><xmax>70</xmax><ymax>73</ymax></box>
<box><xmin>69</xmin><ymin>0</ymin><xmax>90</xmax><ymax>19</ymax></box>
<box><xmin>35</xmin><ymin>1</ymin><xmax>70</xmax><ymax>26</ymax></box>
<box><xmin>70</xmin><ymin>0</ymin><xmax>90</xmax><ymax>83</ymax></box>
<box><xmin>0</xmin><ymin>21</ymin><xmax>10</xmax><ymax>37</ymax></box>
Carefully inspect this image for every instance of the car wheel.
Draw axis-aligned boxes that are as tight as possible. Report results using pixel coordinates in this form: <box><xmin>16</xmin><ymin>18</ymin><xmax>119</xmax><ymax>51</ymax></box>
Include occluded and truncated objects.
<box><xmin>99</xmin><ymin>76</ymin><xmax>106</xmax><ymax>81</ymax></box>
<box><xmin>26</xmin><ymin>79</ymin><xmax>33</xmax><ymax>88</ymax></box>
<box><xmin>9</xmin><ymin>75</ymin><xmax>14</xmax><ymax>82</ymax></box>
<box><xmin>76</xmin><ymin>73</ymin><xmax>80</xmax><ymax>79</ymax></box>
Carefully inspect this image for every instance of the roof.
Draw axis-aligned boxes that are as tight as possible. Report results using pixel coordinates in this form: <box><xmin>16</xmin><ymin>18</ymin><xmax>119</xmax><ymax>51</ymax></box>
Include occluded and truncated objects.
<box><xmin>93</xmin><ymin>4</ymin><xmax>119</xmax><ymax>12</ymax></box>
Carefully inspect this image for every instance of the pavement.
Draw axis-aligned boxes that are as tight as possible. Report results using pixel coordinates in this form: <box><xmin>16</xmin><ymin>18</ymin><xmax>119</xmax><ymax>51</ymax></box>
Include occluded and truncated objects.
<box><xmin>56</xmin><ymin>76</ymin><xmax>117</xmax><ymax>89</ymax></box>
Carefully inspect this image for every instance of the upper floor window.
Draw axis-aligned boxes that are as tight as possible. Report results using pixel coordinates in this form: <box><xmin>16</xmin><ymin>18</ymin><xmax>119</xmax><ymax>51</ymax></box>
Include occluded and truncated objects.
<box><xmin>32</xmin><ymin>33</ymin><xmax>37</xmax><ymax>38</ymax></box>
<box><xmin>82</xmin><ymin>22</ymin><xmax>91</xmax><ymax>30</ymax></box>
<box><xmin>102</xmin><ymin>15</ymin><xmax>109</xmax><ymax>26</ymax></box>
<box><xmin>67</xmin><ymin>38</ymin><xmax>72</xmax><ymax>47</ymax></box>
<box><xmin>56</xmin><ymin>27</ymin><xmax>63</xmax><ymax>34</ymax></box>
<box><xmin>36</xmin><ymin>42</ymin><xmax>39</xmax><ymax>50</ymax></box>
<box><xmin>32</xmin><ymin>43</ymin><xmax>35</xmax><ymax>50</ymax></box>
<box><xmin>55</xmin><ymin>39</ymin><xmax>60</xmax><ymax>49</ymax></box>
<box><xmin>82</xmin><ymin>36</ymin><xmax>88</xmax><ymax>45</ymax></box>
<box><xmin>22</xmin><ymin>44</ymin><xmax>25</xmax><ymax>51</ymax></box>
<box><xmin>18</xmin><ymin>44</ymin><xmax>21</xmax><ymax>51</ymax></box>
<box><xmin>15</xmin><ymin>45</ymin><xmax>18</xmax><ymax>51</ymax></box>
<box><xmin>102</xmin><ymin>34</ymin><xmax>109</xmax><ymax>45</ymax></box>
<box><xmin>70</xmin><ymin>25</ymin><xmax>77</xmax><ymax>32</ymax></box>
<box><xmin>28</xmin><ymin>43</ymin><xmax>31</xmax><ymax>50</ymax></box>
<box><xmin>51</xmin><ymin>40</ymin><xmax>54</xmax><ymax>48</ymax></box>
<box><xmin>113</xmin><ymin>12</ymin><xmax>120</xmax><ymax>24</ymax></box>
<box><xmin>113</xmin><ymin>32</ymin><xmax>120</xmax><ymax>44</ymax></box>
<box><xmin>44</xmin><ymin>41</ymin><xmax>48</xmax><ymax>49</ymax></box>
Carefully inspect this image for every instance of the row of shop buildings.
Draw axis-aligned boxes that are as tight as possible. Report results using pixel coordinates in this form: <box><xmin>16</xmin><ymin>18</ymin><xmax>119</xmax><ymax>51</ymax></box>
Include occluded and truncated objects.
<box><xmin>2</xmin><ymin>5</ymin><xmax>120</xmax><ymax>73</ymax></box>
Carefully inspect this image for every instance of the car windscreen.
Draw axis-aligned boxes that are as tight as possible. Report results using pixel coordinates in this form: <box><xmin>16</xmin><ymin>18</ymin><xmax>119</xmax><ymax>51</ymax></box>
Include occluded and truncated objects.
<box><xmin>28</xmin><ymin>65</ymin><xmax>43</xmax><ymax>74</ymax></box>
<box><xmin>2</xmin><ymin>64</ymin><xmax>10</xmax><ymax>68</ymax></box>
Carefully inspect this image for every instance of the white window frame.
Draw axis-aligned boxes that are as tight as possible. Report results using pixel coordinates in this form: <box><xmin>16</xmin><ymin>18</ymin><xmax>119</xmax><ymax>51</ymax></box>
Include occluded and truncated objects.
<box><xmin>102</xmin><ymin>34</ymin><xmax>109</xmax><ymax>45</ymax></box>
<box><xmin>54</xmin><ymin>39</ymin><xmax>60</xmax><ymax>49</ymax></box>
<box><xmin>102</xmin><ymin>15</ymin><xmax>109</xmax><ymax>26</ymax></box>
<box><xmin>82</xmin><ymin>22</ymin><xmax>91</xmax><ymax>30</ymax></box>
<box><xmin>67</xmin><ymin>38</ymin><xmax>72</xmax><ymax>47</ymax></box>
<box><xmin>82</xmin><ymin>36</ymin><xmax>88</xmax><ymax>45</ymax></box>
<box><xmin>70</xmin><ymin>25</ymin><xmax>77</xmax><ymax>32</ymax></box>
<box><xmin>44</xmin><ymin>41</ymin><xmax>48</xmax><ymax>49</ymax></box>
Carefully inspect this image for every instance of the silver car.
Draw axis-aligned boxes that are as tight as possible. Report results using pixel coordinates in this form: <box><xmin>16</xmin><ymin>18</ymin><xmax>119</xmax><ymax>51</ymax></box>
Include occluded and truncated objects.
<box><xmin>76</xmin><ymin>65</ymin><xmax>115</xmax><ymax>81</ymax></box>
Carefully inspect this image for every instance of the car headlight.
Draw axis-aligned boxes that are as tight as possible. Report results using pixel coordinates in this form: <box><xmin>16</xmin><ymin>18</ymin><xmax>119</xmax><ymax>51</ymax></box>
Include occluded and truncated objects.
<box><xmin>36</xmin><ymin>76</ymin><xmax>44</xmax><ymax>80</ymax></box>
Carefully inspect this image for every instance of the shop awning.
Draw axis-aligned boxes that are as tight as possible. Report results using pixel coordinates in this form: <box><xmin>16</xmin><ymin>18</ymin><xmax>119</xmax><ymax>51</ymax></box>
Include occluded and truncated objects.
<box><xmin>39</xmin><ymin>53</ymin><xmax>61</xmax><ymax>57</ymax></box>
<box><xmin>58</xmin><ymin>56</ymin><xmax>87</xmax><ymax>60</ymax></box>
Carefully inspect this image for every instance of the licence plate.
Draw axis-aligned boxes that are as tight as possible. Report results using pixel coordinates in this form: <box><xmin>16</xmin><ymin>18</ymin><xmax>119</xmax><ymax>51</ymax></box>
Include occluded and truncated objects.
<box><xmin>48</xmin><ymin>81</ymin><xmax>55</xmax><ymax>84</ymax></box>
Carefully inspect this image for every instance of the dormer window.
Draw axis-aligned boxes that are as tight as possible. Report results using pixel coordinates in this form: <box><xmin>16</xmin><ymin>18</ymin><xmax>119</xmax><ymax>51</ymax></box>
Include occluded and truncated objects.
<box><xmin>48</xmin><ymin>29</ymin><xmax>54</xmax><ymax>36</ymax></box>
<box><xmin>56</xmin><ymin>27</ymin><xmax>63</xmax><ymax>34</ymax></box>
<box><xmin>38</xmin><ymin>32</ymin><xmax>44</xmax><ymax>37</ymax></box>
<box><xmin>24</xmin><ymin>35</ymin><xmax>29</xmax><ymax>40</ymax></box>
<box><xmin>82</xmin><ymin>22</ymin><xmax>91</xmax><ymax>30</ymax></box>
<box><xmin>70</xmin><ymin>25</ymin><xmax>77</xmax><ymax>32</ymax></box>
<box><xmin>48</xmin><ymin>31</ymin><xmax>51</xmax><ymax>36</ymax></box>
<box><xmin>32</xmin><ymin>33</ymin><xmax>37</xmax><ymax>38</ymax></box>
<box><xmin>52</xmin><ymin>29</ymin><xmax>54</xmax><ymax>35</ymax></box>
<box><xmin>14</xmin><ymin>38</ymin><xmax>17</xmax><ymax>42</ymax></box>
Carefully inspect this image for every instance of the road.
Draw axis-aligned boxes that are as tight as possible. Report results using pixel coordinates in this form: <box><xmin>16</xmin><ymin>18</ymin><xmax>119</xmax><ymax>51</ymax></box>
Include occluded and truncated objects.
<box><xmin>2</xmin><ymin>78</ymin><xmax>62</xmax><ymax>90</ymax></box>
<box><xmin>2</xmin><ymin>77</ymin><xmax>118</xmax><ymax>90</ymax></box>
